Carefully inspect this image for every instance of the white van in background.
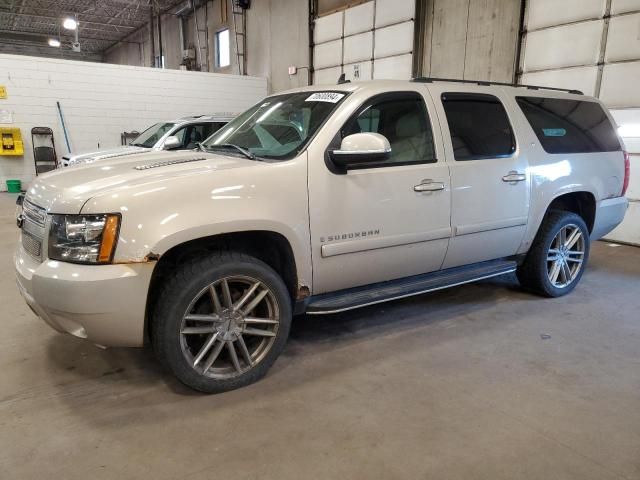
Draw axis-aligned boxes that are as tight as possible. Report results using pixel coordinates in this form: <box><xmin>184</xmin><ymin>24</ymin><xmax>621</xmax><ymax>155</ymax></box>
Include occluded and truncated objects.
<box><xmin>61</xmin><ymin>114</ymin><xmax>234</xmax><ymax>166</ymax></box>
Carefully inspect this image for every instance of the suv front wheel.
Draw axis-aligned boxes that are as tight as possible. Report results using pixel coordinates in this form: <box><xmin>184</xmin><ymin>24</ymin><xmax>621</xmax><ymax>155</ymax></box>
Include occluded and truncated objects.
<box><xmin>152</xmin><ymin>252</ymin><xmax>292</xmax><ymax>393</ymax></box>
<box><xmin>517</xmin><ymin>211</ymin><xmax>590</xmax><ymax>297</ymax></box>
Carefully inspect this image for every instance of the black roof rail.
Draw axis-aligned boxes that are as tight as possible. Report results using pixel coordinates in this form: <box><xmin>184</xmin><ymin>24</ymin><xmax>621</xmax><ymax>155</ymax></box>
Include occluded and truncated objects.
<box><xmin>411</xmin><ymin>76</ymin><xmax>583</xmax><ymax>95</ymax></box>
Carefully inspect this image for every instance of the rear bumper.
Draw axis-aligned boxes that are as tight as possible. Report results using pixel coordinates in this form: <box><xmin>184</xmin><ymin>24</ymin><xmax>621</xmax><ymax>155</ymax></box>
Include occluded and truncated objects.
<box><xmin>15</xmin><ymin>244</ymin><xmax>154</xmax><ymax>347</ymax></box>
<box><xmin>591</xmin><ymin>196</ymin><xmax>629</xmax><ymax>241</ymax></box>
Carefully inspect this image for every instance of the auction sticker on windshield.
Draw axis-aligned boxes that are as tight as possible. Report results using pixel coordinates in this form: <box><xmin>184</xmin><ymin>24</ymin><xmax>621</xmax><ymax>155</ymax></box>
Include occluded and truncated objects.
<box><xmin>306</xmin><ymin>92</ymin><xmax>345</xmax><ymax>103</ymax></box>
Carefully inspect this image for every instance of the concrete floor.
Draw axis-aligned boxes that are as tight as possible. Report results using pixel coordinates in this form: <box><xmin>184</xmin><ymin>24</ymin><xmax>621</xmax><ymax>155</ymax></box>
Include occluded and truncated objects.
<box><xmin>1</xmin><ymin>192</ymin><xmax>639</xmax><ymax>480</ymax></box>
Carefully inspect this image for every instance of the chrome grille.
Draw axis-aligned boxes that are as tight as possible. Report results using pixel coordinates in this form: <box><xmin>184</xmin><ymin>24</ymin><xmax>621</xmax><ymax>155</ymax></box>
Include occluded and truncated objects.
<box><xmin>23</xmin><ymin>199</ymin><xmax>46</xmax><ymax>227</ymax></box>
<box><xmin>22</xmin><ymin>231</ymin><xmax>42</xmax><ymax>258</ymax></box>
<box><xmin>20</xmin><ymin>199</ymin><xmax>46</xmax><ymax>262</ymax></box>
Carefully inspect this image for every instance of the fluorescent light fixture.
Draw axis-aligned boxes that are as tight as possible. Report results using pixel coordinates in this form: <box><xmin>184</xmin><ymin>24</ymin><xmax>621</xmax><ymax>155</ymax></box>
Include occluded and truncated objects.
<box><xmin>48</xmin><ymin>38</ymin><xmax>61</xmax><ymax>47</ymax></box>
<box><xmin>618</xmin><ymin>124</ymin><xmax>640</xmax><ymax>138</ymax></box>
<box><xmin>63</xmin><ymin>17</ymin><xmax>77</xmax><ymax>30</ymax></box>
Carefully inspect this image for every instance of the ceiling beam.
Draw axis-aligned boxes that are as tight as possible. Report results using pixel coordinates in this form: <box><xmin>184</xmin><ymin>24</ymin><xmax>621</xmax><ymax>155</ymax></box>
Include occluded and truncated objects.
<box><xmin>103</xmin><ymin>0</ymin><xmax>185</xmax><ymax>53</ymax></box>
<box><xmin>0</xmin><ymin>11</ymin><xmax>140</xmax><ymax>29</ymax></box>
<box><xmin>0</xmin><ymin>28</ymin><xmax>135</xmax><ymax>45</ymax></box>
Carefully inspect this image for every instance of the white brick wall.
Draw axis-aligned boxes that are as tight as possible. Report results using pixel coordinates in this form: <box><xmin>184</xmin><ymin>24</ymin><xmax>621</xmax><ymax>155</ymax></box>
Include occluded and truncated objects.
<box><xmin>0</xmin><ymin>54</ymin><xmax>267</xmax><ymax>190</ymax></box>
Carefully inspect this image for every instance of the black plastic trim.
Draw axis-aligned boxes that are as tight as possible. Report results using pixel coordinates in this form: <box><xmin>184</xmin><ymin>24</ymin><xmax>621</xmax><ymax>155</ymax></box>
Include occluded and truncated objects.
<box><xmin>298</xmin><ymin>259</ymin><xmax>517</xmax><ymax>315</ymax></box>
<box><xmin>412</xmin><ymin>76</ymin><xmax>584</xmax><ymax>95</ymax></box>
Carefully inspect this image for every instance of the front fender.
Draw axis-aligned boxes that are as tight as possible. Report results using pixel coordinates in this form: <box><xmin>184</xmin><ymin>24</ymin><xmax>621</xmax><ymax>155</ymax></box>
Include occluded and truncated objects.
<box><xmin>81</xmin><ymin>155</ymin><xmax>312</xmax><ymax>290</ymax></box>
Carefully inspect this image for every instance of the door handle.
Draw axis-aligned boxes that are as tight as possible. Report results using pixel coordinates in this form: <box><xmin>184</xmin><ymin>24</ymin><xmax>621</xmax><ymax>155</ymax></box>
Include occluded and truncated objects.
<box><xmin>414</xmin><ymin>180</ymin><xmax>445</xmax><ymax>192</ymax></box>
<box><xmin>502</xmin><ymin>171</ymin><xmax>526</xmax><ymax>183</ymax></box>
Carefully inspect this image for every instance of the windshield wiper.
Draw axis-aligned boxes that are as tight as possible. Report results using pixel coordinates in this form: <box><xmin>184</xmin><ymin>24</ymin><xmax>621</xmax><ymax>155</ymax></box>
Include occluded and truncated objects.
<box><xmin>206</xmin><ymin>143</ymin><xmax>256</xmax><ymax>160</ymax></box>
<box><xmin>130</xmin><ymin>143</ymin><xmax>148</xmax><ymax>148</ymax></box>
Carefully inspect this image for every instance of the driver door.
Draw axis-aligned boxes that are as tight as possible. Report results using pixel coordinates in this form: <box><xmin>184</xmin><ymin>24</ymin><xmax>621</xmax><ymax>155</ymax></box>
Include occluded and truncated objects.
<box><xmin>307</xmin><ymin>90</ymin><xmax>452</xmax><ymax>294</ymax></box>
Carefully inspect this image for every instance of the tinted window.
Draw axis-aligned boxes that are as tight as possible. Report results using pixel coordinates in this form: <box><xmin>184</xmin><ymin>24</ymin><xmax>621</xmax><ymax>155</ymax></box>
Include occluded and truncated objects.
<box><xmin>441</xmin><ymin>93</ymin><xmax>516</xmax><ymax>161</ymax></box>
<box><xmin>341</xmin><ymin>93</ymin><xmax>436</xmax><ymax>166</ymax></box>
<box><xmin>181</xmin><ymin>124</ymin><xmax>207</xmax><ymax>149</ymax></box>
<box><xmin>516</xmin><ymin>97</ymin><xmax>620</xmax><ymax>154</ymax></box>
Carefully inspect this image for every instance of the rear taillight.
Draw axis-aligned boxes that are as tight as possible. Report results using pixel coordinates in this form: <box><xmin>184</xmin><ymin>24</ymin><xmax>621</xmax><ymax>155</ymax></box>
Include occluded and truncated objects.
<box><xmin>622</xmin><ymin>151</ymin><xmax>630</xmax><ymax>196</ymax></box>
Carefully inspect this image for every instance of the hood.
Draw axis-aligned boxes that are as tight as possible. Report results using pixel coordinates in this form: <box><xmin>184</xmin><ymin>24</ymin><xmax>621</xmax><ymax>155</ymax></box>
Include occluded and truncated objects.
<box><xmin>64</xmin><ymin>146</ymin><xmax>149</xmax><ymax>164</ymax></box>
<box><xmin>27</xmin><ymin>150</ymin><xmax>261</xmax><ymax>213</ymax></box>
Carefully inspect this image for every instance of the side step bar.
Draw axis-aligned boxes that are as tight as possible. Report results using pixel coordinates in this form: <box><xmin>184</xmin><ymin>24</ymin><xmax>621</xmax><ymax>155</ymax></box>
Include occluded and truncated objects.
<box><xmin>302</xmin><ymin>259</ymin><xmax>517</xmax><ymax>315</ymax></box>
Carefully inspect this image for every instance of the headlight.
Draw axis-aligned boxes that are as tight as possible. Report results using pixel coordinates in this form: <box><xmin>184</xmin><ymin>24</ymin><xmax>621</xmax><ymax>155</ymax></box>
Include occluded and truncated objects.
<box><xmin>48</xmin><ymin>214</ymin><xmax>121</xmax><ymax>264</ymax></box>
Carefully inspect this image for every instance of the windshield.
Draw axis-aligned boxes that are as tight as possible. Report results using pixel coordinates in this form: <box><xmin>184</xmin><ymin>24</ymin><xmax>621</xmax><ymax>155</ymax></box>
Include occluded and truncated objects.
<box><xmin>131</xmin><ymin>122</ymin><xmax>176</xmax><ymax>148</ymax></box>
<box><xmin>202</xmin><ymin>91</ymin><xmax>347</xmax><ymax>159</ymax></box>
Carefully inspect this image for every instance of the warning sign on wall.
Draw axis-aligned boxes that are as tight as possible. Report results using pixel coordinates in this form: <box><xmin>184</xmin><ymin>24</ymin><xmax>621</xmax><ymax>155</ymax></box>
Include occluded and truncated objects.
<box><xmin>0</xmin><ymin>86</ymin><xmax>6</xmax><ymax>99</ymax></box>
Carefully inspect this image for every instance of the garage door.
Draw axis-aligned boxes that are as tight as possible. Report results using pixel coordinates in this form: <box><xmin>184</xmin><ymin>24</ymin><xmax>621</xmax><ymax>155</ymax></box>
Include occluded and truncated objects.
<box><xmin>312</xmin><ymin>0</ymin><xmax>415</xmax><ymax>85</ymax></box>
<box><xmin>519</xmin><ymin>0</ymin><xmax>640</xmax><ymax>245</ymax></box>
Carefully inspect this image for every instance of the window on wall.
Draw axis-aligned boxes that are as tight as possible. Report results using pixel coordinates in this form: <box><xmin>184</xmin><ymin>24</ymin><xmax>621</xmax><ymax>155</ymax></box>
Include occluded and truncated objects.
<box><xmin>216</xmin><ymin>29</ymin><xmax>230</xmax><ymax>68</ymax></box>
<box><xmin>441</xmin><ymin>93</ymin><xmax>516</xmax><ymax>161</ymax></box>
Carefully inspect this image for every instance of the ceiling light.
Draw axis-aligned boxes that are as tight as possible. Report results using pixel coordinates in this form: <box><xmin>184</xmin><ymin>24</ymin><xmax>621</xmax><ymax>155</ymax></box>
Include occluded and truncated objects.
<box><xmin>63</xmin><ymin>17</ymin><xmax>77</xmax><ymax>30</ymax></box>
<box><xmin>48</xmin><ymin>38</ymin><xmax>61</xmax><ymax>47</ymax></box>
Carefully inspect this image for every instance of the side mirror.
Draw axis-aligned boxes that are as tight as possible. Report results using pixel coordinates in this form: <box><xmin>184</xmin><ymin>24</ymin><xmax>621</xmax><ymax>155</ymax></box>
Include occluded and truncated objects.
<box><xmin>329</xmin><ymin>132</ymin><xmax>391</xmax><ymax>171</ymax></box>
<box><xmin>163</xmin><ymin>135</ymin><xmax>181</xmax><ymax>150</ymax></box>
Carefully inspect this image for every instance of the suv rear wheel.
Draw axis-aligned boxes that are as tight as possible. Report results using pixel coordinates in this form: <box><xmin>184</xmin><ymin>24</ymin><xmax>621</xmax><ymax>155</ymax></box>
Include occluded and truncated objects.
<box><xmin>517</xmin><ymin>211</ymin><xmax>590</xmax><ymax>297</ymax></box>
<box><xmin>152</xmin><ymin>252</ymin><xmax>291</xmax><ymax>393</ymax></box>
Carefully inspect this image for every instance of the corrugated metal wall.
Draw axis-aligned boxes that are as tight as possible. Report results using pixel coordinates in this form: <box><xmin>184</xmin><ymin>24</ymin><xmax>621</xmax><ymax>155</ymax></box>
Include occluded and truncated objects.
<box><xmin>519</xmin><ymin>0</ymin><xmax>640</xmax><ymax>245</ymax></box>
<box><xmin>312</xmin><ymin>0</ymin><xmax>416</xmax><ymax>84</ymax></box>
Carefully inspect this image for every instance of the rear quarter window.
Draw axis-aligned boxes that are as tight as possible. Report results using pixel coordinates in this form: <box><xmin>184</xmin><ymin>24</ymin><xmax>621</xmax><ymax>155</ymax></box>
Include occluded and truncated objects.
<box><xmin>516</xmin><ymin>97</ymin><xmax>621</xmax><ymax>154</ymax></box>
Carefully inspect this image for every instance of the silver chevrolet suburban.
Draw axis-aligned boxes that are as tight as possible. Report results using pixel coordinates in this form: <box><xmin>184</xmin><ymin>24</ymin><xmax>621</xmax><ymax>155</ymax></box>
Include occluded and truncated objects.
<box><xmin>15</xmin><ymin>79</ymin><xmax>630</xmax><ymax>393</ymax></box>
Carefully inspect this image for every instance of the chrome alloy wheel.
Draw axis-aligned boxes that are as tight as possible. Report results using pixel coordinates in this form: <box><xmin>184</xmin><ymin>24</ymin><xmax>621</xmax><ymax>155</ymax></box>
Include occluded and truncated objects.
<box><xmin>179</xmin><ymin>275</ymin><xmax>280</xmax><ymax>379</ymax></box>
<box><xmin>546</xmin><ymin>224</ymin><xmax>586</xmax><ymax>289</ymax></box>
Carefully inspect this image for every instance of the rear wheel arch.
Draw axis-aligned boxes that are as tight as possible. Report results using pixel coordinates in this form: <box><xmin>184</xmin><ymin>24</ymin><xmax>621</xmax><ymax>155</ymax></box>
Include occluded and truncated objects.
<box><xmin>544</xmin><ymin>191</ymin><xmax>596</xmax><ymax>233</ymax></box>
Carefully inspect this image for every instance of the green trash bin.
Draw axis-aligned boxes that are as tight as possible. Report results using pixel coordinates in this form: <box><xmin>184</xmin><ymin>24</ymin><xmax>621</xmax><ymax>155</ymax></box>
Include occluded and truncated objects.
<box><xmin>6</xmin><ymin>179</ymin><xmax>21</xmax><ymax>193</ymax></box>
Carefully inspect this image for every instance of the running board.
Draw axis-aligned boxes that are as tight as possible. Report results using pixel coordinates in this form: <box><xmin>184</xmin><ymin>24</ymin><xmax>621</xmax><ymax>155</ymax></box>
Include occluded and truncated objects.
<box><xmin>303</xmin><ymin>259</ymin><xmax>517</xmax><ymax>315</ymax></box>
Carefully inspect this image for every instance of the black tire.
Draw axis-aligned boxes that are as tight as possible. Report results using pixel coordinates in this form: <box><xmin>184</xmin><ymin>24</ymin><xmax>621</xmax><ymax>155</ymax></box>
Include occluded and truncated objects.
<box><xmin>517</xmin><ymin>211</ymin><xmax>590</xmax><ymax>297</ymax></box>
<box><xmin>152</xmin><ymin>251</ymin><xmax>292</xmax><ymax>393</ymax></box>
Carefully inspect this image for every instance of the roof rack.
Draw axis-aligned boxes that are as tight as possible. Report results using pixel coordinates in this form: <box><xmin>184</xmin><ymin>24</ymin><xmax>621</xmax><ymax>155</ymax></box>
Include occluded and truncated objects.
<box><xmin>411</xmin><ymin>77</ymin><xmax>583</xmax><ymax>95</ymax></box>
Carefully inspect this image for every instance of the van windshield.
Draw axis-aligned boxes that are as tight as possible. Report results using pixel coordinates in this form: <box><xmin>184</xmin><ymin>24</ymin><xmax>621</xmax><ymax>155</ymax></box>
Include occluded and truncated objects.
<box><xmin>130</xmin><ymin>122</ymin><xmax>176</xmax><ymax>148</ymax></box>
<box><xmin>202</xmin><ymin>91</ymin><xmax>347</xmax><ymax>159</ymax></box>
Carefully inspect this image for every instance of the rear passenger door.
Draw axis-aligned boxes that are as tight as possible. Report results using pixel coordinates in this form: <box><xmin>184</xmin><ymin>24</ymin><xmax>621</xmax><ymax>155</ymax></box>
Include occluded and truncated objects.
<box><xmin>429</xmin><ymin>87</ymin><xmax>530</xmax><ymax>268</ymax></box>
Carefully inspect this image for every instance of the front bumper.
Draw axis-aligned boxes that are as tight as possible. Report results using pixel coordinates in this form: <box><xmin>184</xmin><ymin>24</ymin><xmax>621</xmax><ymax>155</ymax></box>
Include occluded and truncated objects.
<box><xmin>591</xmin><ymin>196</ymin><xmax>629</xmax><ymax>241</ymax></box>
<box><xmin>15</xmin><ymin>243</ymin><xmax>155</xmax><ymax>347</ymax></box>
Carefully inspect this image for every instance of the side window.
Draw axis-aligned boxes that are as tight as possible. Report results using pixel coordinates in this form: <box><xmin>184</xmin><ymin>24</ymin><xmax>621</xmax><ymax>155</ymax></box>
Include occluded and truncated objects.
<box><xmin>516</xmin><ymin>97</ymin><xmax>621</xmax><ymax>154</ymax></box>
<box><xmin>441</xmin><ymin>93</ymin><xmax>516</xmax><ymax>161</ymax></box>
<box><xmin>207</xmin><ymin>122</ymin><xmax>226</xmax><ymax>137</ymax></box>
<box><xmin>184</xmin><ymin>123</ymin><xmax>215</xmax><ymax>148</ymax></box>
<box><xmin>341</xmin><ymin>92</ymin><xmax>436</xmax><ymax>165</ymax></box>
